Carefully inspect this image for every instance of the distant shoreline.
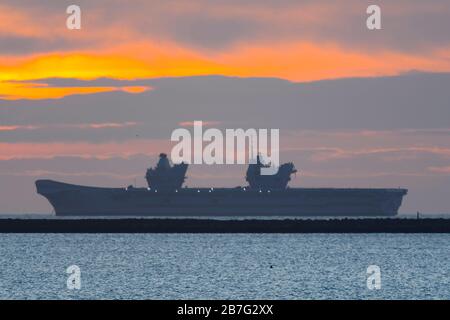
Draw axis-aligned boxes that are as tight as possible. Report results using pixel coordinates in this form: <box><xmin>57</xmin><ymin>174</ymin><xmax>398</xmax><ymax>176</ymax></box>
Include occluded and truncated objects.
<box><xmin>0</xmin><ymin>218</ymin><xmax>449</xmax><ymax>233</ymax></box>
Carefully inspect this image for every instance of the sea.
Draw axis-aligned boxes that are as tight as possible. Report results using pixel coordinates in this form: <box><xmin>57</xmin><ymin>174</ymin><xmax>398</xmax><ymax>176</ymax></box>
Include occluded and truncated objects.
<box><xmin>0</xmin><ymin>219</ymin><xmax>449</xmax><ymax>299</ymax></box>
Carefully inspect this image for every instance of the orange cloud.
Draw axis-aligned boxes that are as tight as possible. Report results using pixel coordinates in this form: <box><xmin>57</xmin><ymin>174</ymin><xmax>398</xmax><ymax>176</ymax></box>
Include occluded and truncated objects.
<box><xmin>179</xmin><ymin>121</ymin><xmax>222</xmax><ymax>127</ymax></box>
<box><xmin>2</xmin><ymin>42</ymin><xmax>450</xmax><ymax>83</ymax></box>
<box><xmin>76</xmin><ymin>122</ymin><xmax>139</xmax><ymax>129</ymax></box>
<box><xmin>0</xmin><ymin>79</ymin><xmax>152</xmax><ymax>100</ymax></box>
<box><xmin>0</xmin><ymin>81</ymin><xmax>117</xmax><ymax>100</ymax></box>
<box><xmin>428</xmin><ymin>166</ymin><xmax>450</xmax><ymax>174</ymax></box>
<box><xmin>282</xmin><ymin>146</ymin><xmax>450</xmax><ymax>162</ymax></box>
<box><xmin>0</xmin><ymin>5</ymin><xmax>50</xmax><ymax>38</ymax></box>
<box><xmin>0</xmin><ymin>124</ymin><xmax>40</xmax><ymax>132</ymax></box>
<box><xmin>0</xmin><ymin>54</ymin><xmax>155</xmax><ymax>82</ymax></box>
<box><xmin>120</xmin><ymin>86</ymin><xmax>150</xmax><ymax>94</ymax></box>
<box><xmin>1</xmin><ymin>0</ymin><xmax>450</xmax><ymax>99</ymax></box>
<box><xmin>218</xmin><ymin>42</ymin><xmax>450</xmax><ymax>81</ymax></box>
<box><xmin>0</xmin><ymin>122</ymin><xmax>140</xmax><ymax>132</ymax></box>
<box><xmin>1</xmin><ymin>0</ymin><xmax>450</xmax><ymax>100</ymax></box>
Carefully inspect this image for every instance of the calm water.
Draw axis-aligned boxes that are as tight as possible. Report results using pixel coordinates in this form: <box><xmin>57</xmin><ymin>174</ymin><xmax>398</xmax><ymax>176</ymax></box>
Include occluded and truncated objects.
<box><xmin>0</xmin><ymin>234</ymin><xmax>449</xmax><ymax>300</ymax></box>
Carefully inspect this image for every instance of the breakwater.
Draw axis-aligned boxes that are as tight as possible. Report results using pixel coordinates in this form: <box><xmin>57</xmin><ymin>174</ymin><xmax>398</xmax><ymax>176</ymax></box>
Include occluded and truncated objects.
<box><xmin>0</xmin><ymin>218</ymin><xmax>449</xmax><ymax>233</ymax></box>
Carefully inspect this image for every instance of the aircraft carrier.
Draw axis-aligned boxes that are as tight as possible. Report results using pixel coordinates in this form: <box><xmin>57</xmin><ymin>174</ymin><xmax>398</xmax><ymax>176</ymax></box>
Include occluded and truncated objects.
<box><xmin>36</xmin><ymin>153</ymin><xmax>407</xmax><ymax>216</ymax></box>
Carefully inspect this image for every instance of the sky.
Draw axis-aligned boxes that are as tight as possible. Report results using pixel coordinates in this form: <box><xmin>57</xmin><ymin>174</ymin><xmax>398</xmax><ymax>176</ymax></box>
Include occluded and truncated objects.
<box><xmin>1</xmin><ymin>0</ymin><xmax>450</xmax><ymax>213</ymax></box>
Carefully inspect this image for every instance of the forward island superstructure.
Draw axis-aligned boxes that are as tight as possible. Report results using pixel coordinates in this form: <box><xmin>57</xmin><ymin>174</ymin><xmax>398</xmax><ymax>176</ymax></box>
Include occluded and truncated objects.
<box><xmin>36</xmin><ymin>153</ymin><xmax>407</xmax><ymax>216</ymax></box>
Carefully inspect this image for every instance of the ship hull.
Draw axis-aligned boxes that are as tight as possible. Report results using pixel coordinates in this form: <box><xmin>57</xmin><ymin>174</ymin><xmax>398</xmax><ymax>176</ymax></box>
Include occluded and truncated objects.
<box><xmin>36</xmin><ymin>180</ymin><xmax>407</xmax><ymax>217</ymax></box>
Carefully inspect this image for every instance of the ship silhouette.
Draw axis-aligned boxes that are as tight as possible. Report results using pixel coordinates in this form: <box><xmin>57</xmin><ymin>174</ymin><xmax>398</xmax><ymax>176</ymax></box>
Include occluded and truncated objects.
<box><xmin>36</xmin><ymin>153</ymin><xmax>407</xmax><ymax>216</ymax></box>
